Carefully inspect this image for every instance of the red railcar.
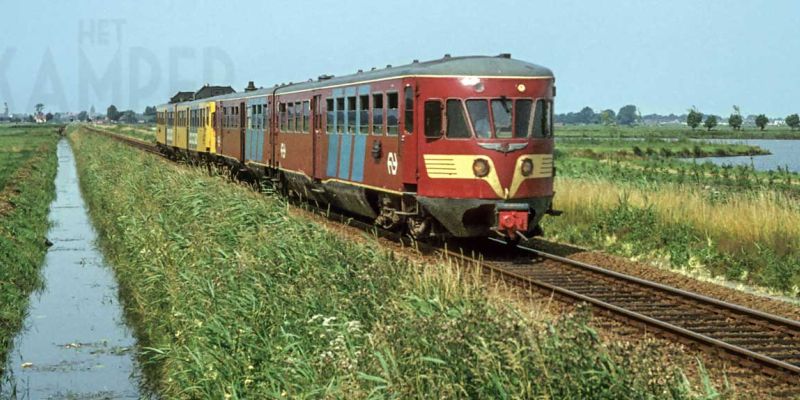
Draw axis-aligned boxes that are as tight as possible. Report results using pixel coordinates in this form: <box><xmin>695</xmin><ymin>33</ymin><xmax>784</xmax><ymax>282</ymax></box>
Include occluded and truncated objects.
<box><xmin>173</xmin><ymin>54</ymin><xmax>557</xmax><ymax>241</ymax></box>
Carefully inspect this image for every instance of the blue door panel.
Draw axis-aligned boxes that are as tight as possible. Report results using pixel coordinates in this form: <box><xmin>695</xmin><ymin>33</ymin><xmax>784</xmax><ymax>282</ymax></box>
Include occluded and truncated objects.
<box><xmin>338</xmin><ymin>134</ymin><xmax>352</xmax><ymax>179</ymax></box>
<box><xmin>326</xmin><ymin>134</ymin><xmax>339</xmax><ymax>177</ymax></box>
<box><xmin>351</xmin><ymin>135</ymin><xmax>366</xmax><ymax>182</ymax></box>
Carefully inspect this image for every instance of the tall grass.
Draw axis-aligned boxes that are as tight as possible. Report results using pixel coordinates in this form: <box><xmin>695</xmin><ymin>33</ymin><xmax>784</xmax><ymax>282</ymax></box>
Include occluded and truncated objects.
<box><xmin>70</xmin><ymin>128</ymin><xmax>718</xmax><ymax>399</ymax></box>
<box><xmin>546</xmin><ymin>176</ymin><xmax>800</xmax><ymax>295</ymax></box>
<box><xmin>0</xmin><ymin>127</ymin><xmax>59</xmax><ymax>374</ymax></box>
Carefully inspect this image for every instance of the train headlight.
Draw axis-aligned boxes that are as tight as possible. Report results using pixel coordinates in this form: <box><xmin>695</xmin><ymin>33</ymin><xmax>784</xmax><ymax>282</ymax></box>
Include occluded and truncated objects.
<box><xmin>521</xmin><ymin>159</ymin><xmax>534</xmax><ymax>177</ymax></box>
<box><xmin>473</xmin><ymin>159</ymin><xmax>490</xmax><ymax>177</ymax></box>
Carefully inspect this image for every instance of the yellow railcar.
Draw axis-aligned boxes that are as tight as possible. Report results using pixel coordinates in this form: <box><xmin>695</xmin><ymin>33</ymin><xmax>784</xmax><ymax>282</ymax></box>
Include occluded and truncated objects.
<box><xmin>204</xmin><ymin>101</ymin><xmax>217</xmax><ymax>154</ymax></box>
<box><xmin>174</xmin><ymin>104</ymin><xmax>190</xmax><ymax>150</ymax></box>
<box><xmin>156</xmin><ymin>105</ymin><xmax>168</xmax><ymax>145</ymax></box>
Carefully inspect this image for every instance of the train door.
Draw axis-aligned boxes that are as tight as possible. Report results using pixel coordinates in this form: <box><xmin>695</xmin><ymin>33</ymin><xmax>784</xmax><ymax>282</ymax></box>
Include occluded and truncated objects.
<box><xmin>312</xmin><ymin>94</ymin><xmax>323</xmax><ymax>179</ymax></box>
<box><xmin>239</xmin><ymin>101</ymin><xmax>246</xmax><ymax>162</ymax></box>
<box><xmin>400</xmin><ymin>83</ymin><xmax>418</xmax><ymax>187</ymax></box>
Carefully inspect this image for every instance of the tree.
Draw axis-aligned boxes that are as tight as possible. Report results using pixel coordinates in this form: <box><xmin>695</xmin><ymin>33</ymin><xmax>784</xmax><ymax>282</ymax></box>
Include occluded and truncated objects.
<box><xmin>121</xmin><ymin>110</ymin><xmax>137</xmax><ymax>124</ymax></box>
<box><xmin>576</xmin><ymin>106</ymin><xmax>596</xmax><ymax>124</ymax></box>
<box><xmin>77</xmin><ymin>111</ymin><xmax>88</xmax><ymax>122</ymax></box>
<box><xmin>686</xmin><ymin>107</ymin><xmax>703</xmax><ymax>130</ymax></box>
<box><xmin>600</xmin><ymin>109</ymin><xmax>616</xmax><ymax>125</ymax></box>
<box><xmin>35</xmin><ymin>103</ymin><xmax>44</xmax><ymax>114</ymax></box>
<box><xmin>728</xmin><ymin>105</ymin><xmax>743</xmax><ymax>131</ymax></box>
<box><xmin>704</xmin><ymin>115</ymin><xmax>717</xmax><ymax>131</ymax></box>
<box><xmin>107</xmin><ymin>104</ymin><xmax>121</xmax><ymax>121</ymax></box>
<box><xmin>616</xmin><ymin>105</ymin><xmax>638</xmax><ymax>126</ymax></box>
<box><xmin>785</xmin><ymin>114</ymin><xmax>800</xmax><ymax>131</ymax></box>
<box><xmin>755</xmin><ymin>114</ymin><xmax>768</xmax><ymax>131</ymax></box>
<box><xmin>143</xmin><ymin>106</ymin><xmax>156</xmax><ymax>116</ymax></box>
<box><xmin>45</xmin><ymin>112</ymin><xmax>54</xmax><ymax>122</ymax></box>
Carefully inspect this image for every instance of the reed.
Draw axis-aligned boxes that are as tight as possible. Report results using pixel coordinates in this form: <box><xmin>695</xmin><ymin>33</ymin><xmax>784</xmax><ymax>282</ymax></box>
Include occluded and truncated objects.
<box><xmin>0</xmin><ymin>126</ymin><xmax>59</xmax><ymax>375</ymax></box>
<box><xmin>70</xmin><ymin>128</ymin><xmax>717</xmax><ymax>399</ymax></box>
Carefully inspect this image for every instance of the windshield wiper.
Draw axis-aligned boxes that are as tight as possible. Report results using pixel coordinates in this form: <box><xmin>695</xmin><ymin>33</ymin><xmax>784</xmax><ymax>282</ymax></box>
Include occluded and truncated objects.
<box><xmin>499</xmin><ymin>96</ymin><xmax>510</xmax><ymax>113</ymax></box>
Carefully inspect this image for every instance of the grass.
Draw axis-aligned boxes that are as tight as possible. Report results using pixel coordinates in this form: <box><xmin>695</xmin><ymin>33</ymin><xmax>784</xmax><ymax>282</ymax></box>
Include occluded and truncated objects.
<box><xmin>0</xmin><ymin>125</ymin><xmax>59</xmax><ymax>374</ymax></box>
<box><xmin>548</xmin><ymin>126</ymin><xmax>800</xmax><ymax>296</ymax></box>
<box><xmin>69</xmin><ymin>127</ymin><xmax>721</xmax><ymax>399</ymax></box>
<box><xmin>544</xmin><ymin>176</ymin><xmax>800</xmax><ymax>296</ymax></box>
<box><xmin>557</xmin><ymin>124</ymin><xmax>800</xmax><ymax>140</ymax></box>
<box><xmin>94</xmin><ymin>123</ymin><xmax>156</xmax><ymax>142</ymax></box>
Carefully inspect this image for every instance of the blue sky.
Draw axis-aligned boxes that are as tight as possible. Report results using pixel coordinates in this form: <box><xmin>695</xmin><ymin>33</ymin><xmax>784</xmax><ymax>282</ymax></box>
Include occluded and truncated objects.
<box><xmin>1</xmin><ymin>0</ymin><xmax>798</xmax><ymax>117</ymax></box>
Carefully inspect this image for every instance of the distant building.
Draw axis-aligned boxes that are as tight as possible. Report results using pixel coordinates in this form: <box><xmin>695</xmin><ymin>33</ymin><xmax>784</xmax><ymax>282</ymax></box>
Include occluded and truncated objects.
<box><xmin>169</xmin><ymin>91</ymin><xmax>194</xmax><ymax>104</ymax></box>
<box><xmin>194</xmin><ymin>84</ymin><xmax>235</xmax><ymax>100</ymax></box>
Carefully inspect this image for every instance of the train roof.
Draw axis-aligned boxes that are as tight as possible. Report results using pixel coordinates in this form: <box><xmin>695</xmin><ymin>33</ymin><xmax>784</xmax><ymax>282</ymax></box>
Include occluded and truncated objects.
<box><xmin>275</xmin><ymin>54</ymin><xmax>553</xmax><ymax>95</ymax></box>
<box><xmin>158</xmin><ymin>54</ymin><xmax>553</xmax><ymax>108</ymax></box>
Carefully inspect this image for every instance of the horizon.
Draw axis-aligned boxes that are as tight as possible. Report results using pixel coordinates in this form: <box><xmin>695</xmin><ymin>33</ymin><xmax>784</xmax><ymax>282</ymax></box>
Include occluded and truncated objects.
<box><xmin>1</xmin><ymin>0</ymin><xmax>799</xmax><ymax>117</ymax></box>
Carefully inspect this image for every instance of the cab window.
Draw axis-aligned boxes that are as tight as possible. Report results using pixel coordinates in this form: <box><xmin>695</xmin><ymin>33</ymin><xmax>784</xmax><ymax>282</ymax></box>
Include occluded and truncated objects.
<box><xmin>424</xmin><ymin>100</ymin><xmax>442</xmax><ymax>138</ymax></box>
<box><xmin>446</xmin><ymin>99</ymin><xmax>471</xmax><ymax>139</ymax></box>
<box><xmin>466</xmin><ymin>100</ymin><xmax>491</xmax><ymax>138</ymax></box>
<box><xmin>491</xmin><ymin>98</ymin><xmax>513</xmax><ymax>138</ymax></box>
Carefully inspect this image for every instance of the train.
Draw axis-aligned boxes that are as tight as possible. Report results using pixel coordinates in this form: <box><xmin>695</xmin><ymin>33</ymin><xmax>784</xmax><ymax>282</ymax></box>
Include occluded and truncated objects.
<box><xmin>156</xmin><ymin>54</ymin><xmax>558</xmax><ymax>242</ymax></box>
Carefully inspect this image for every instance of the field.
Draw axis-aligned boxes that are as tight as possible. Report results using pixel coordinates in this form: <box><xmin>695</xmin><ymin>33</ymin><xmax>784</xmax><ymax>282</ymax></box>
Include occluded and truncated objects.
<box><xmin>557</xmin><ymin>123</ymin><xmax>800</xmax><ymax>140</ymax></box>
<box><xmin>558</xmin><ymin>136</ymin><xmax>768</xmax><ymax>159</ymax></box>
<box><xmin>69</xmin><ymin>127</ymin><xmax>721</xmax><ymax>399</ymax></box>
<box><xmin>545</xmin><ymin>125</ymin><xmax>800</xmax><ymax>297</ymax></box>
<box><xmin>0</xmin><ymin>125</ymin><xmax>59</xmax><ymax>372</ymax></box>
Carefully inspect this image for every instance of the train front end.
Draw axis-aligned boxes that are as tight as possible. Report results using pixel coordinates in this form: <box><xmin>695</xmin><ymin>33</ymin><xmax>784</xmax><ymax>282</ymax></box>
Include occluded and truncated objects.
<box><xmin>415</xmin><ymin>57</ymin><xmax>556</xmax><ymax>241</ymax></box>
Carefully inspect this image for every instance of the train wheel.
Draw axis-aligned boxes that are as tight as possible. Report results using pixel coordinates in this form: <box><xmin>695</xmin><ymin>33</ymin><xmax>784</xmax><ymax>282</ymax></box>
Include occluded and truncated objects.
<box><xmin>407</xmin><ymin>217</ymin><xmax>430</xmax><ymax>239</ymax></box>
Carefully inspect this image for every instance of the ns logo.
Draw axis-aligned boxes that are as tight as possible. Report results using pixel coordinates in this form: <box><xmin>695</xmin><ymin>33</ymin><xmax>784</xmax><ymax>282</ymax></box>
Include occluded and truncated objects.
<box><xmin>386</xmin><ymin>152</ymin><xmax>398</xmax><ymax>175</ymax></box>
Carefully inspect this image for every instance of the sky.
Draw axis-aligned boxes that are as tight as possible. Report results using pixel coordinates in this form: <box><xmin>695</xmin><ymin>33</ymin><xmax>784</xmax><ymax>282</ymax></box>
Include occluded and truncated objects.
<box><xmin>1</xmin><ymin>0</ymin><xmax>799</xmax><ymax>117</ymax></box>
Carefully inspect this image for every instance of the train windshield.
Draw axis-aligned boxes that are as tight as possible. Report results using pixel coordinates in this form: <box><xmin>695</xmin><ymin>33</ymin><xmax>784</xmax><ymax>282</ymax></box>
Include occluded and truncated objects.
<box><xmin>459</xmin><ymin>98</ymin><xmax>549</xmax><ymax>139</ymax></box>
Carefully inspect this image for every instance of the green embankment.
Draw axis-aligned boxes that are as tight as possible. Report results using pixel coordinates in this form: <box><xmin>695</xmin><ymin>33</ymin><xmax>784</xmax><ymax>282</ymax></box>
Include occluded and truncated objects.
<box><xmin>0</xmin><ymin>125</ymin><xmax>59</xmax><ymax>373</ymax></box>
<box><xmin>70</xmin><ymin>127</ymin><xmax>718</xmax><ymax>399</ymax></box>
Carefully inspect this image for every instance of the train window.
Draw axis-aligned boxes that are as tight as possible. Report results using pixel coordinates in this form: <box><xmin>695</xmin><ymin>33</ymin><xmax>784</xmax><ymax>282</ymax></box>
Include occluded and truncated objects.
<box><xmin>287</xmin><ymin>102</ymin><xmax>295</xmax><ymax>132</ymax></box>
<box><xmin>346</xmin><ymin>96</ymin><xmax>356</xmax><ymax>134</ymax></box>
<box><xmin>466</xmin><ymin>100</ymin><xmax>491</xmax><ymax>138</ymax></box>
<box><xmin>268</xmin><ymin>103</ymin><xmax>272</xmax><ymax>130</ymax></box>
<box><xmin>291</xmin><ymin>102</ymin><xmax>297</xmax><ymax>132</ymax></box>
<box><xmin>531</xmin><ymin>99</ymin><xmax>553</xmax><ymax>138</ymax></box>
<box><xmin>358</xmin><ymin>95</ymin><xmax>369</xmax><ymax>134</ymax></box>
<box><xmin>302</xmin><ymin>100</ymin><xmax>310</xmax><ymax>132</ymax></box>
<box><xmin>279</xmin><ymin>103</ymin><xmax>287</xmax><ymax>131</ymax></box>
<box><xmin>491</xmin><ymin>98</ymin><xmax>513</xmax><ymax>138</ymax></box>
<box><xmin>336</xmin><ymin>98</ymin><xmax>344</xmax><ymax>133</ymax></box>
<box><xmin>372</xmin><ymin>93</ymin><xmax>384</xmax><ymax>135</ymax></box>
<box><xmin>424</xmin><ymin>100</ymin><xmax>442</xmax><ymax>138</ymax></box>
<box><xmin>295</xmin><ymin>102</ymin><xmax>302</xmax><ymax>132</ymax></box>
<box><xmin>386</xmin><ymin>92</ymin><xmax>398</xmax><ymax>135</ymax></box>
<box><xmin>446</xmin><ymin>99</ymin><xmax>471</xmax><ymax>139</ymax></box>
<box><xmin>404</xmin><ymin>87</ymin><xmax>414</xmax><ymax>134</ymax></box>
<box><xmin>515</xmin><ymin>100</ymin><xmax>532</xmax><ymax>138</ymax></box>
<box><xmin>325</xmin><ymin>98</ymin><xmax>334</xmax><ymax>134</ymax></box>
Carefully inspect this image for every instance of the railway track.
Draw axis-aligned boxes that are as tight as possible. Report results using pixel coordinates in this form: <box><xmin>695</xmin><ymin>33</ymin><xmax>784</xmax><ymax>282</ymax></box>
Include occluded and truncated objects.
<box><xmin>453</xmin><ymin>239</ymin><xmax>800</xmax><ymax>381</ymax></box>
<box><xmin>86</xmin><ymin>125</ymin><xmax>800</xmax><ymax>384</ymax></box>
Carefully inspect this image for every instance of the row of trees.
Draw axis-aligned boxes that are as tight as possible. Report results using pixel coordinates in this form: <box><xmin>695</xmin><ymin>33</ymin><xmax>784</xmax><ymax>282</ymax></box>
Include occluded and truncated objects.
<box><xmin>687</xmin><ymin>105</ymin><xmax>800</xmax><ymax>131</ymax></box>
<box><xmin>557</xmin><ymin>105</ymin><xmax>639</xmax><ymax>126</ymax></box>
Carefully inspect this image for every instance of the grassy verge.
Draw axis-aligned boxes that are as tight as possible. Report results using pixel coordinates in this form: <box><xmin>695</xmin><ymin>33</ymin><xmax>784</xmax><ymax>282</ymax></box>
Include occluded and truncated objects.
<box><xmin>544</xmin><ymin>175</ymin><xmax>800</xmax><ymax>296</ymax></box>
<box><xmin>0</xmin><ymin>126</ymin><xmax>59</xmax><ymax>373</ymax></box>
<box><xmin>93</xmin><ymin>123</ymin><xmax>156</xmax><ymax>142</ymax></box>
<box><xmin>70</xmin><ymin>127</ymin><xmax>719</xmax><ymax>399</ymax></box>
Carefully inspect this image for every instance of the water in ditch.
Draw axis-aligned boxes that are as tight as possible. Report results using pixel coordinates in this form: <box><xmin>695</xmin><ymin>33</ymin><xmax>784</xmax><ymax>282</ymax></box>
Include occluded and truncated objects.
<box><xmin>1</xmin><ymin>138</ymin><xmax>142</xmax><ymax>399</ymax></box>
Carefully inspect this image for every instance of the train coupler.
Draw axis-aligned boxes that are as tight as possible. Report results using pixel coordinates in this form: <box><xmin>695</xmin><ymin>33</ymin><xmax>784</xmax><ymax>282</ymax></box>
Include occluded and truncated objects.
<box><xmin>496</xmin><ymin>204</ymin><xmax>529</xmax><ymax>240</ymax></box>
